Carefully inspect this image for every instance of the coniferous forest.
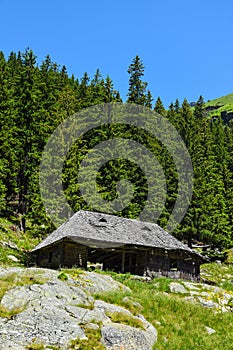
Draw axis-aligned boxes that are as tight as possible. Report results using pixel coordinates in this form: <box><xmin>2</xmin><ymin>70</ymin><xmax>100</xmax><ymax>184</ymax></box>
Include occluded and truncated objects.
<box><xmin>1</xmin><ymin>49</ymin><xmax>233</xmax><ymax>254</ymax></box>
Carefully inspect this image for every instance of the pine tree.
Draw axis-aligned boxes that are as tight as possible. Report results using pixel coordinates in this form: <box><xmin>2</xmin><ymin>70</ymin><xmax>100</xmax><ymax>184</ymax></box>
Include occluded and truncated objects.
<box><xmin>154</xmin><ymin>97</ymin><xmax>166</xmax><ymax>116</ymax></box>
<box><xmin>145</xmin><ymin>90</ymin><xmax>153</xmax><ymax>109</ymax></box>
<box><xmin>194</xmin><ymin>95</ymin><xmax>205</xmax><ymax>119</ymax></box>
<box><xmin>174</xmin><ymin>98</ymin><xmax>180</xmax><ymax>113</ymax></box>
<box><xmin>127</xmin><ymin>55</ymin><xmax>148</xmax><ymax>105</ymax></box>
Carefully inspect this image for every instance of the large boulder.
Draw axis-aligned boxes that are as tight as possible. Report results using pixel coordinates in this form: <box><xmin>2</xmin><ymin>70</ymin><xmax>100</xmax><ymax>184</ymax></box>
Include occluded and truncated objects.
<box><xmin>0</xmin><ymin>267</ymin><xmax>157</xmax><ymax>349</ymax></box>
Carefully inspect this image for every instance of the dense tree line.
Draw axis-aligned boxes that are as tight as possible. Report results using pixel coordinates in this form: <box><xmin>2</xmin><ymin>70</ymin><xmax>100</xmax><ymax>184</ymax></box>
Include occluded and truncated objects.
<box><xmin>0</xmin><ymin>49</ymin><xmax>233</xmax><ymax>251</ymax></box>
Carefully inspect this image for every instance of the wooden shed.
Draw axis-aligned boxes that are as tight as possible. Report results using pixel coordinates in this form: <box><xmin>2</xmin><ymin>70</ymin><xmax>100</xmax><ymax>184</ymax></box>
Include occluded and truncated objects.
<box><xmin>31</xmin><ymin>210</ymin><xmax>207</xmax><ymax>280</ymax></box>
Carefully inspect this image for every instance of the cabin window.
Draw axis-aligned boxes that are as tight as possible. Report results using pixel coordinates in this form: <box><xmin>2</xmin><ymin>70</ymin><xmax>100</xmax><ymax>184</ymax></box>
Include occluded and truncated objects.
<box><xmin>169</xmin><ymin>258</ymin><xmax>177</xmax><ymax>271</ymax></box>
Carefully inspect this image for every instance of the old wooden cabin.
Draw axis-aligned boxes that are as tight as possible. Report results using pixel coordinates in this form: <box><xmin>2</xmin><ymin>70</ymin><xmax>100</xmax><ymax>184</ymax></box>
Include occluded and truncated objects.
<box><xmin>31</xmin><ymin>210</ymin><xmax>206</xmax><ymax>280</ymax></box>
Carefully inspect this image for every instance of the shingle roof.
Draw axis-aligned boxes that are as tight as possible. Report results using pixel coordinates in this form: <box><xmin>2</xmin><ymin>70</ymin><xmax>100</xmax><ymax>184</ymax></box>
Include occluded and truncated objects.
<box><xmin>32</xmin><ymin>211</ymin><xmax>205</xmax><ymax>261</ymax></box>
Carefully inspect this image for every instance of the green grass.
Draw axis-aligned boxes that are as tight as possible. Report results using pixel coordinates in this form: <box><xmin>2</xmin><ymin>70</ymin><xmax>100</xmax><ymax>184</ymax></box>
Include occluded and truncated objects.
<box><xmin>0</xmin><ymin>305</ymin><xmax>24</xmax><ymax>320</ymax></box>
<box><xmin>61</xmin><ymin>268</ymin><xmax>85</xmax><ymax>280</ymax></box>
<box><xmin>57</xmin><ymin>271</ymin><xmax>68</xmax><ymax>281</ymax></box>
<box><xmin>0</xmin><ymin>273</ymin><xmax>44</xmax><ymax>300</ymax></box>
<box><xmin>26</xmin><ymin>342</ymin><xmax>59</xmax><ymax>350</ymax></box>
<box><xmin>205</xmin><ymin>93</ymin><xmax>233</xmax><ymax>107</ymax></box>
<box><xmin>75</xmin><ymin>302</ymin><xmax>95</xmax><ymax>310</ymax></box>
<box><xmin>26</xmin><ymin>344</ymin><xmax>45</xmax><ymax>350</ymax></box>
<box><xmin>0</xmin><ymin>217</ymin><xmax>40</xmax><ymax>266</ymax></box>
<box><xmin>105</xmin><ymin>311</ymin><xmax>145</xmax><ymax>329</ymax></box>
<box><xmin>201</xmin><ymin>263</ymin><xmax>233</xmax><ymax>290</ymax></box>
<box><xmin>204</xmin><ymin>93</ymin><xmax>233</xmax><ymax>118</ymax></box>
<box><xmin>94</xmin><ymin>272</ymin><xmax>233</xmax><ymax>350</ymax></box>
<box><xmin>224</xmin><ymin>249</ymin><xmax>233</xmax><ymax>264</ymax></box>
<box><xmin>68</xmin><ymin>324</ymin><xmax>105</xmax><ymax>350</ymax></box>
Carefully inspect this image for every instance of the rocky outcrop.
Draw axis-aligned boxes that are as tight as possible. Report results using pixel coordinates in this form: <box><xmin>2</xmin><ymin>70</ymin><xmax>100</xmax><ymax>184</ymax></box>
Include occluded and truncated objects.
<box><xmin>168</xmin><ymin>280</ymin><xmax>233</xmax><ymax>312</ymax></box>
<box><xmin>0</xmin><ymin>267</ymin><xmax>157</xmax><ymax>350</ymax></box>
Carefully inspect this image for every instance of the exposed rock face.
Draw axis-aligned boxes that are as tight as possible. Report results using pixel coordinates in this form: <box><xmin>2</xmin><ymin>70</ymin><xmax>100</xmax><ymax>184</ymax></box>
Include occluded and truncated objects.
<box><xmin>169</xmin><ymin>282</ymin><xmax>188</xmax><ymax>294</ymax></box>
<box><xmin>168</xmin><ymin>281</ymin><xmax>233</xmax><ymax>312</ymax></box>
<box><xmin>0</xmin><ymin>268</ymin><xmax>157</xmax><ymax>350</ymax></box>
<box><xmin>102</xmin><ymin>322</ymin><xmax>155</xmax><ymax>350</ymax></box>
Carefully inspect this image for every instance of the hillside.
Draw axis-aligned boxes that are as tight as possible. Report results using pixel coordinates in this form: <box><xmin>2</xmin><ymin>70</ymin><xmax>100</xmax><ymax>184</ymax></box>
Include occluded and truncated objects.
<box><xmin>204</xmin><ymin>93</ymin><xmax>233</xmax><ymax>120</ymax></box>
<box><xmin>0</xmin><ymin>218</ymin><xmax>39</xmax><ymax>267</ymax></box>
<box><xmin>0</xmin><ymin>266</ymin><xmax>233</xmax><ymax>349</ymax></box>
<box><xmin>1</xmin><ymin>199</ymin><xmax>233</xmax><ymax>349</ymax></box>
<box><xmin>1</xmin><ymin>50</ymin><xmax>233</xmax><ymax>251</ymax></box>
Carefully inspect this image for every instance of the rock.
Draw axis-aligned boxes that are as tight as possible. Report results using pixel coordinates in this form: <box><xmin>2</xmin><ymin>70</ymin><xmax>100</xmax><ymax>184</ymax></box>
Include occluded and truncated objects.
<box><xmin>1</xmin><ymin>280</ymin><xmax>89</xmax><ymax>311</ymax></box>
<box><xmin>84</xmin><ymin>322</ymin><xmax>100</xmax><ymax>330</ymax></box>
<box><xmin>95</xmin><ymin>299</ymin><xmax>134</xmax><ymax>317</ymax></box>
<box><xmin>131</xmin><ymin>275</ymin><xmax>152</xmax><ymax>282</ymax></box>
<box><xmin>101</xmin><ymin>322</ymin><xmax>157</xmax><ymax>350</ymax></box>
<box><xmin>79</xmin><ymin>271</ymin><xmax>131</xmax><ymax>293</ymax></box>
<box><xmin>205</xmin><ymin>326</ymin><xmax>216</xmax><ymax>335</ymax></box>
<box><xmin>169</xmin><ymin>282</ymin><xmax>188</xmax><ymax>294</ymax></box>
<box><xmin>215</xmin><ymin>260</ymin><xmax>222</xmax><ymax>265</ymax></box>
<box><xmin>0</xmin><ymin>267</ymin><xmax>156</xmax><ymax>349</ymax></box>
<box><xmin>1</xmin><ymin>241</ymin><xmax>19</xmax><ymax>250</ymax></box>
<box><xmin>87</xmin><ymin>261</ymin><xmax>103</xmax><ymax>270</ymax></box>
<box><xmin>184</xmin><ymin>296</ymin><xmax>196</xmax><ymax>303</ymax></box>
<box><xmin>201</xmin><ymin>291</ymin><xmax>211</xmax><ymax>298</ymax></box>
<box><xmin>121</xmin><ymin>296</ymin><xmax>142</xmax><ymax>310</ymax></box>
<box><xmin>0</xmin><ymin>266</ymin><xmax>59</xmax><ymax>281</ymax></box>
<box><xmin>183</xmin><ymin>282</ymin><xmax>200</xmax><ymax>291</ymax></box>
<box><xmin>197</xmin><ymin>297</ymin><xmax>218</xmax><ymax>309</ymax></box>
<box><xmin>0</xmin><ymin>281</ymin><xmax>88</xmax><ymax>348</ymax></box>
<box><xmin>189</xmin><ymin>291</ymin><xmax>199</xmax><ymax>296</ymax></box>
<box><xmin>7</xmin><ymin>255</ymin><xmax>19</xmax><ymax>262</ymax></box>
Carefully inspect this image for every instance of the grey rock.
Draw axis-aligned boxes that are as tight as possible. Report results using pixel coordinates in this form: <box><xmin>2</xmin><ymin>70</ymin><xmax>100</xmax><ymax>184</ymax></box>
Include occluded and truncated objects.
<box><xmin>183</xmin><ymin>282</ymin><xmax>200</xmax><ymax>291</ymax></box>
<box><xmin>215</xmin><ymin>260</ymin><xmax>222</xmax><ymax>265</ymax></box>
<box><xmin>169</xmin><ymin>282</ymin><xmax>188</xmax><ymax>294</ymax></box>
<box><xmin>101</xmin><ymin>322</ymin><xmax>157</xmax><ymax>350</ymax></box>
<box><xmin>205</xmin><ymin>326</ymin><xmax>216</xmax><ymax>335</ymax></box>
<box><xmin>7</xmin><ymin>255</ymin><xmax>19</xmax><ymax>262</ymax></box>
<box><xmin>1</xmin><ymin>280</ymin><xmax>88</xmax><ymax>311</ymax></box>
<box><xmin>95</xmin><ymin>299</ymin><xmax>133</xmax><ymax>317</ymax></box>
<box><xmin>197</xmin><ymin>296</ymin><xmax>218</xmax><ymax>309</ymax></box>
<box><xmin>79</xmin><ymin>271</ymin><xmax>131</xmax><ymax>293</ymax></box>
<box><xmin>122</xmin><ymin>296</ymin><xmax>142</xmax><ymax>310</ymax></box>
<box><xmin>0</xmin><ymin>267</ymin><xmax>156</xmax><ymax>349</ymax></box>
<box><xmin>131</xmin><ymin>275</ymin><xmax>152</xmax><ymax>282</ymax></box>
<box><xmin>1</xmin><ymin>240</ymin><xmax>19</xmax><ymax>250</ymax></box>
<box><xmin>184</xmin><ymin>296</ymin><xmax>196</xmax><ymax>303</ymax></box>
<box><xmin>84</xmin><ymin>322</ymin><xmax>100</xmax><ymax>330</ymax></box>
<box><xmin>189</xmin><ymin>291</ymin><xmax>199</xmax><ymax>296</ymax></box>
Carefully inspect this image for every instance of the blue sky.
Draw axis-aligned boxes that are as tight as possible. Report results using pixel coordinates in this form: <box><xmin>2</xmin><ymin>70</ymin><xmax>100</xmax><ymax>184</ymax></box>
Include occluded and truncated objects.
<box><xmin>1</xmin><ymin>0</ymin><xmax>233</xmax><ymax>107</ymax></box>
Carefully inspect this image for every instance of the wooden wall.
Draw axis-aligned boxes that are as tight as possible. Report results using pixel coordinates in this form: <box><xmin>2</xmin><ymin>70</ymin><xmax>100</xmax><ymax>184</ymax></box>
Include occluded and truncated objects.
<box><xmin>35</xmin><ymin>242</ymin><xmax>201</xmax><ymax>280</ymax></box>
<box><xmin>35</xmin><ymin>241</ymin><xmax>88</xmax><ymax>269</ymax></box>
<box><xmin>63</xmin><ymin>241</ymin><xmax>88</xmax><ymax>268</ymax></box>
<box><xmin>146</xmin><ymin>249</ymin><xmax>201</xmax><ymax>280</ymax></box>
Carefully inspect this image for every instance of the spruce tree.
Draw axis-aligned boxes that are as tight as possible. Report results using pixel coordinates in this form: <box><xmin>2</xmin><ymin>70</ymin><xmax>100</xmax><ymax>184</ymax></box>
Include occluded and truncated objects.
<box><xmin>194</xmin><ymin>95</ymin><xmax>205</xmax><ymax>119</ymax></box>
<box><xmin>145</xmin><ymin>90</ymin><xmax>153</xmax><ymax>109</ymax></box>
<box><xmin>154</xmin><ymin>97</ymin><xmax>166</xmax><ymax>115</ymax></box>
<box><xmin>127</xmin><ymin>55</ymin><xmax>148</xmax><ymax>105</ymax></box>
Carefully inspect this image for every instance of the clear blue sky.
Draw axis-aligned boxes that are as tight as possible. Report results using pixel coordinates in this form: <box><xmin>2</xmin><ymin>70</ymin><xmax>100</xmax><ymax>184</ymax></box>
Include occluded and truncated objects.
<box><xmin>1</xmin><ymin>0</ymin><xmax>233</xmax><ymax>107</ymax></box>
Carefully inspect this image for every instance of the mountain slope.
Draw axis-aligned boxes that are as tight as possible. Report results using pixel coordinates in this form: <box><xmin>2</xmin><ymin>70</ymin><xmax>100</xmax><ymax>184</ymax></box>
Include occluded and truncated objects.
<box><xmin>204</xmin><ymin>93</ymin><xmax>233</xmax><ymax>119</ymax></box>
